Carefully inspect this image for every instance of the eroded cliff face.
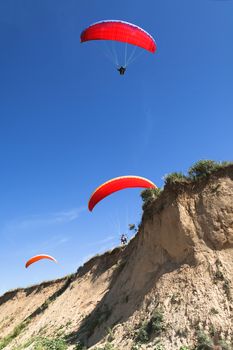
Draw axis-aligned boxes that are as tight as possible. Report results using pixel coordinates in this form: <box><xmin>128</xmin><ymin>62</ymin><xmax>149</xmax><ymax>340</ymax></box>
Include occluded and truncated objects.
<box><xmin>0</xmin><ymin>166</ymin><xmax>233</xmax><ymax>350</ymax></box>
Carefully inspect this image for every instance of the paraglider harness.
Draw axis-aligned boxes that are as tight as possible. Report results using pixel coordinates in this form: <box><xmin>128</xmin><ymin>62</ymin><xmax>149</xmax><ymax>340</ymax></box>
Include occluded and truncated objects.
<box><xmin>117</xmin><ymin>66</ymin><xmax>126</xmax><ymax>75</ymax></box>
<box><xmin>120</xmin><ymin>234</ymin><xmax>128</xmax><ymax>245</ymax></box>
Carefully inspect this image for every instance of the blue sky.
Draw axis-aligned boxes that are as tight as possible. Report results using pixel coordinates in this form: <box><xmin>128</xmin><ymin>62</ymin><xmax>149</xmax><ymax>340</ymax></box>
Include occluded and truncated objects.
<box><xmin>0</xmin><ymin>0</ymin><xmax>233</xmax><ymax>295</ymax></box>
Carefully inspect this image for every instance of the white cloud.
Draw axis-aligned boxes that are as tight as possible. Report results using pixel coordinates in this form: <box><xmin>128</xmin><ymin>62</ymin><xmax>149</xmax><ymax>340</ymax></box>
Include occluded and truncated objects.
<box><xmin>84</xmin><ymin>235</ymin><xmax>116</xmax><ymax>248</ymax></box>
<box><xmin>5</xmin><ymin>206</ymin><xmax>86</xmax><ymax>231</ymax></box>
<box><xmin>36</xmin><ymin>235</ymin><xmax>70</xmax><ymax>252</ymax></box>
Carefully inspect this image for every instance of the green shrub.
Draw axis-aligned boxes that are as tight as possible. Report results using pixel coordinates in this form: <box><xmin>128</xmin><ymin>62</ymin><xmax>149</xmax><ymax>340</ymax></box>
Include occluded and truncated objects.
<box><xmin>141</xmin><ymin>188</ymin><xmax>162</xmax><ymax>208</ymax></box>
<box><xmin>131</xmin><ymin>344</ymin><xmax>140</xmax><ymax>350</ymax></box>
<box><xmin>0</xmin><ymin>321</ymin><xmax>28</xmax><ymax>349</ymax></box>
<box><xmin>223</xmin><ymin>280</ymin><xmax>231</xmax><ymax>300</ymax></box>
<box><xmin>12</xmin><ymin>337</ymin><xmax>36</xmax><ymax>350</ymax></box>
<box><xmin>210</xmin><ymin>307</ymin><xmax>218</xmax><ymax>315</ymax></box>
<box><xmin>162</xmin><ymin>160</ymin><xmax>232</xmax><ymax>189</ymax></box>
<box><xmin>106</xmin><ymin>327</ymin><xmax>115</xmax><ymax>342</ymax></box>
<box><xmin>103</xmin><ymin>343</ymin><xmax>116</xmax><ymax>350</ymax></box>
<box><xmin>194</xmin><ymin>329</ymin><xmax>231</xmax><ymax>350</ymax></box>
<box><xmin>176</xmin><ymin>329</ymin><xmax>188</xmax><ymax>338</ymax></box>
<box><xmin>164</xmin><ymin>172</ymin><xmax>187</xmax><ymax>185</ymax></box>
<box><xmin>195</xmin><ymin>331</ymin><xmax>213</xmax><ymax>349</ymax></box>
<box><xmin>74</xmin><ymin>341</ymin><xmax>86</xmax><ymax>350</ymax></box>
<box><xmin>34</xmin><ymin>337</ymin><xmax>67</xmax><ymax>350</ymax></box>
<box><xmin>135</xmin><ymin>310</ymin><xmax>164</xmax><ymax>344</ymax></box>
<box><xmin>188</xmin><ymin>160</ymin><xmax>221</xmax><ymax>179</ymax></box>
<box><xmin>213</xmin><ymin>268</ymin><xmax>231</xmax><ymax>300</ymax></box>
<box><xmin>214</xmin><ymin>270</ymin><xmax>224</xmax><ymax>281</ymax></box>
<box><xmin>154</xmin><ymin>345</ymin><xmax>165</xmax><ymax>350</ymax></box>
<box><xmin>128</xmin><ymin>224</ymin><xmax>136</xmax><ymax>231</ymax></box>
<box><xmin>136</xmin><ymin>324</ymin><xmax>149</xmax><ymax>343</ymax></box>
<box><xmin>149</xmin><ymin>310</ymin><xmax>164</xmax><ymax>334</ymax></box>
<box><xmin>170</xmin><ymin>293</ymin><xmax>180</xmax><ymax>304</ymax></box>
<box><xmin>92</xmin><ymin>343</ymin><xmax>117</xmax><ymax>350</ymax></box>
<box><xmin>218</xmin><ymin>340</ymin><xmax>231</xmax><ymax>350</ymax></box>
<box><xmin>209</xmin><ymin>324</ymin><xmax>216</xmax><ymax>338</ymax></box>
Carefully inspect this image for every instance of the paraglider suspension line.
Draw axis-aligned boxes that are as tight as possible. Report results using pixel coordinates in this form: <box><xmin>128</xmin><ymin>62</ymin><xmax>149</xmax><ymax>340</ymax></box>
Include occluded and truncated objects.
<box><xmin>127</xmin><ymin>49</ymin><xmax>144</xmax><ymax>66</ymax></box>
<box><xmin>126</xmin><ymin>45</ymin><xmax>138</xmax><ymax>66</ymax></box>
<box><xmin>111</xmin><ymin>41</ymin><xmax>119</xmax><ymax>66</ymax></box>
<box><xmin>124</xmin><ymin>42</ymin><xmax>128</xmax><ymax>68</ymax></box>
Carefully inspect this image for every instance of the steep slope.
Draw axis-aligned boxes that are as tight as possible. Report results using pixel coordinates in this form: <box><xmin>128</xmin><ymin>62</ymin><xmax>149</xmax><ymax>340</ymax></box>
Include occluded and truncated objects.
<box><xmin>0</xmin><ymin>165</ymin><xmax>233</xmax><ymax>350</ymax></box>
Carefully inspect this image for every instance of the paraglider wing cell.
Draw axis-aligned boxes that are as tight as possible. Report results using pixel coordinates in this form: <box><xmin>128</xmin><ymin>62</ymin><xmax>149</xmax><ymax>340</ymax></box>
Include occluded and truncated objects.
<box><xmin>25</xmin><ymin>254</ymin><xmax>57</xmax><ymax>268</ymax></box>
<box><xmin>88</xmin><ymin>175</ymin><xmax>157</xmax><ymax>211</ymax></box>
<box><xmin>80</xmin><ymin>20</ymin><xmax>156</xmax><ymax>53</ymax></box>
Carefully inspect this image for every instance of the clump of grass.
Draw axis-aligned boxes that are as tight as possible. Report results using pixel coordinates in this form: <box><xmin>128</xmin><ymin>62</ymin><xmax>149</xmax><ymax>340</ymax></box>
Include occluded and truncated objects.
<box><xmin>193</xmin><ymin>329</ymin><xmax>231</xmax><ymax>350</ymax></box>
<box><xmin>141</xmin><ymin>160</ymin><xmax>232</xmax><ymax>211</ymax></box>
<box><xmin>154</xmin><ymin>344</ymin><xmax>165</xmax><ymax>350</ymax></box>
<box><xmin>135</xmin><ymin>309</ymin><xmax>164</xmax><ymax>344</ymax></box>
<box><xmin>103</xmin><ymin>344</ymin><xmax>116</xmax><ymax>350</ymax></box>
<box><xmin>74</xmin><ymin>341</ymin><xmax>87</xmax><ymax>350</ymax></box>
<box><xmin>215</xmin><ymin>258</ymin><xmax>222</xmax><ymax>267</ymax></box>
<box><xmin>170</xmin><ymin>293</ymin><xmax>181</xmax><ymax>304</ymax></box>
<box><xmin>128</xmin><ymin>224</ymin><xmax>137</xmax><ymax>232</ymax></box>
<box><xmin>34</xmin><ymin>337</ymin><xmax>67</xmax><ymax>350</ymax></box>
<box><xmin>195</xmin><ymin>331</ymin><xmax>213</xmax><ymax>349</ymax></box>
<box><xmin>188</xmin><ymin>160</ymin><xmax>231</xmax><ymax>180</ymax></box>
<box><xmin>214</xmin><ymin>270</ymin><xmax>224</xmax><ymax>282</ymax></box>
<box><xmin>65</xmin><ymin>320</ymin><xmax>72</xmax><ymax>328</ymax></box>
<box><xmin>213</xmin><ymin>264</ymin><xmax>232</xmax><ymax>300</ymax></box>
<box><xmin>106</xmin><ymin>327</ymin><xmax>115</xmax><ymax>342</ymax></box>
<box><xmin>11</xmin><ymin>337</ymin><xmax>36</xmax><ymax>350</ymax></box>
<box><xmin>218</xmin><ymin>340</ymin><xmax>231</xmax><ymax>350</ymax></box>
<box><xmin>135</xmin><ymin>323</ymin><xmax>149</xmax><ymax>343</ymax></box>
<box><xmin>131</xmin><ymin>344</ymin><xmax>140</xmax><ymax>350</ymax></box>
<box><xmin>209</xmin><ymin>324</ymin><xmax>216</xmax><ymax>338</ymax></box>
<box><xmin>92</xmin><ymin>343</ymin><xmax>117</xmax><ymax>350</ymax></box>
<box><xmin>164</xmin><ymin>160</ymin><xmax>233</xmax><ymax>187</ymax></box>
<box><xmin>148</xmin><ymin>309</ymin><xmax>164</xmax><ymax>335</ymax></box>
<box><xmin>164</xmin><ymin>172</ymin><xmax>187</xmax><ymax>186</ymax></box>
<box><xmin>0</xmin><ymin>321</ymin><xmax>29</xmax><ymax>349</ymax></box>
<box><xmin>176</xmin><ymin>328</ymin><xmax>188</xmax><ymax>338</ymax></box>
<box><xmin>210</xmin><ymin>307</ymin><xmax>219</xmax><ymax>315</ymax></box>
<box><xmin>223</xmin><ymin>280</ymin><xmax>231</xmax><ymax>300</ymax></box>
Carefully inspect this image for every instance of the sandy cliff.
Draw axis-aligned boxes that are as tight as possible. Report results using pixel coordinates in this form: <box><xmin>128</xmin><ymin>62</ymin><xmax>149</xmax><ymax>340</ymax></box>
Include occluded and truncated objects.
<box><xmin>0</xmin><ymin>165</ymin><xmax>232</xmax><ymax>349</ymax></box>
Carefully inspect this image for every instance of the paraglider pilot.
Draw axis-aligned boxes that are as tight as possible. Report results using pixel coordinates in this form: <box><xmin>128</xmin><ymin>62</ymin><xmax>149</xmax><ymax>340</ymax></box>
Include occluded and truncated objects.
<box><xmin>121</xmin><ymin>234</ymin><xmax>128</xmax><ymax>245</ymax></box>
<box><xmin>117</xmin><ymin>66</ymin><xmax>126</xmax><ymax>75</ymax></box>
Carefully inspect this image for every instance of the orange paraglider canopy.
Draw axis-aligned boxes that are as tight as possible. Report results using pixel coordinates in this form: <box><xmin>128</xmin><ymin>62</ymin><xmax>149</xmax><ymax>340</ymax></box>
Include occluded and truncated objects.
<box><xmin>25</xmin><ymin>254</ymin><xmax>57</xmax><ymax>268</ymax></box>
<box><xmin>88</xmin><ymin>175</ymin><xmax>157</xmax><ymax>211</ymax></box>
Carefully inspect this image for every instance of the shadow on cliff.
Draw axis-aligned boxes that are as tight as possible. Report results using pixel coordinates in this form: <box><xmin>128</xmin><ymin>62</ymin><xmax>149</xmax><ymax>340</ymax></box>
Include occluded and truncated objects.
<box><xmin>65</xmin><ymin>237</ymin><xmax>183</xmax><ymax>347</ymax></box>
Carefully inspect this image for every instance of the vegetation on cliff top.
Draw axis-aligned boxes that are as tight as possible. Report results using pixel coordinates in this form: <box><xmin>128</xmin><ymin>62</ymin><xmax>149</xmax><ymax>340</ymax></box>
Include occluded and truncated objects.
<box><xmin>141</xmin><ymin>159</ymin><xmax>233</xmax><ymax>209</ymax></box>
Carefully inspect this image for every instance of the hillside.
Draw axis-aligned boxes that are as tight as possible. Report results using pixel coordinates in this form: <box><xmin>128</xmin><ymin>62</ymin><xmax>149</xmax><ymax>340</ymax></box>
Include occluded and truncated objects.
<box><xmin>0</xmin><ymin>164</ymin><xmax>233</xmax><ymax>350</ymax></box>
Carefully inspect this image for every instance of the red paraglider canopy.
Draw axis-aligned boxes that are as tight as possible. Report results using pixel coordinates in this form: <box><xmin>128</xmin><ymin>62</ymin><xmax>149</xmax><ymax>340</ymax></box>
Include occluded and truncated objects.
<box><xmin>88</xmin><ymin>175</ymin><xmax>157</xmax><ymax>211</ymax></box>
<box><xmin>81</xmin><ymin>20</ymin><xmax>156</xmax><ymax>53</ymax></box>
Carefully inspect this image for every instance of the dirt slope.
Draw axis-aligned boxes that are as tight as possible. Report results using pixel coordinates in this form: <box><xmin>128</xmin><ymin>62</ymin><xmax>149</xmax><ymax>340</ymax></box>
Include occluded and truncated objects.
<box><xmin>0</xmin><ymin>166</ymin><xmax>233</xmax><ymax>350</ymax></box>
